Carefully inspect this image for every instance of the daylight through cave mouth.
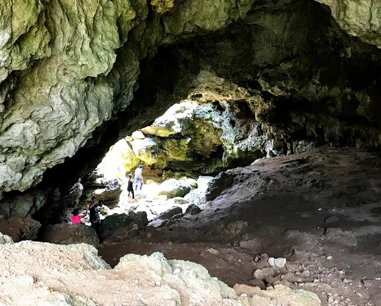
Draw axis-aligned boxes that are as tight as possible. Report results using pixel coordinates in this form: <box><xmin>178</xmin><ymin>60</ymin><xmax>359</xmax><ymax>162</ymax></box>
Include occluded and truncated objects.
<box><xmin>2</xmin><ymin>0</ymin><xmax>381</xmax><ymax>230</ymax></box>
<box><xmin>2</xmin><ymin>0</ymin><xmax>381</xmax><ymax>303</ymax></box>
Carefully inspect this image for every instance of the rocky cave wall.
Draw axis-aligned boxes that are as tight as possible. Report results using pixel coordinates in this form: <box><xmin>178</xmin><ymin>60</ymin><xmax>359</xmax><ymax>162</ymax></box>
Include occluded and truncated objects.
<box><xmin>2</xmin><ymin>0</ymin><xmax>381</xmax><ymax>221</ymax></box>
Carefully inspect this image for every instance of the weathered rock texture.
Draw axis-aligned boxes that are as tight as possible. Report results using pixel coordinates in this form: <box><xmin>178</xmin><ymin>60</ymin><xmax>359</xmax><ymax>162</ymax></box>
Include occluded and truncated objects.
<box><xmin>0</xmin><ymin>0</ymin><xmax>253</xmax><ymax>196</ymax></box>
<box><xmin>0</xmin><ymin>217</ymin><xmax>41</xmax><ymax>242</ymax></box>
<box><xmin>39</xmin><ymin>223</ymin><xmax>99</xmax><ymax>246</ymax></box>
<box><xmin>2</xmin><ymin>0</ymin><xmax>381</xmax><ymax>220</ymax></box>
<box><xmin>0</xmin><ymin>242</ymin><xmax>321</xmax><ymax>305</ymax></box>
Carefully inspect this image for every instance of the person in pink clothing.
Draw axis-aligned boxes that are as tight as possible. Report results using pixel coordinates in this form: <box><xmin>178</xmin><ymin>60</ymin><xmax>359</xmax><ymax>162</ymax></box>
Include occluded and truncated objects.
<box><xmin>71</xmin><ymin>208</ymin><xmax>85</xmax><ymax>224</ymax></box>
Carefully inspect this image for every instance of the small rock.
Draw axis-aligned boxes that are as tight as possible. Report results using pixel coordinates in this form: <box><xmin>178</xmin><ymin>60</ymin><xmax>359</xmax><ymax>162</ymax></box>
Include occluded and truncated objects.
<box><xmin>239</xmin><ymin>238</ymin><xmax>260</xmax><ymax>250</ymax></box>
<box><xmin>248</xmin><ymin>279</ymin><xmax>266</xmax><ymax>289</ymax></box>
<box><xmin>274</xmin><ymin>257</ymin><xmax>287</xmax><ymax>268</ymax></box>
<box><xmin>233</xmin><ymin>284</ymin><xmax>261</xmax><ymax>296</ymax></box>
<box><xmin>206</xmin><ymin>248</ymin><xmax>219</xmax><ymax>255</ymax></box>
<box><xmin>172</xmin><ymin>197</ymin><xmax>189</xmax><ymax>205</ymax></box>
<box><xmin>268</xmin><ymin>257</ymin><xmax>275</xmax><ymax>266</ymax></box>
<box><xmin>301</xmin><ymin>270</ymin><xmax>311</xmax><ymax>278</ymax></box>
<box><xmin>327</xmin><ymin>255</ymin><xmax>333</xmax><ymax>260</ymax></box>
<box><xmin>253</xmin><ymin>268</ymin><xmax>274</xmax><ymax>280</ymax></box>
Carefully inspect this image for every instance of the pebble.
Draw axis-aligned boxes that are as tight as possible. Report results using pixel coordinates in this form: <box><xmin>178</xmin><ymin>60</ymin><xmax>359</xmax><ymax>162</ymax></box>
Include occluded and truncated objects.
<box><xmin>327</xmin><ymin>255</ymin><xmax>333</xmax><ymax>260</ymax></box>
<box><xmin>268</xmin><ymin>257</ymin><xmax>275</xmax><ymax>266</ymax></box>
<box><xmin>274</xmin><ymin>258</ymin><xmax>287</xmax><ymax>268</ymax></box>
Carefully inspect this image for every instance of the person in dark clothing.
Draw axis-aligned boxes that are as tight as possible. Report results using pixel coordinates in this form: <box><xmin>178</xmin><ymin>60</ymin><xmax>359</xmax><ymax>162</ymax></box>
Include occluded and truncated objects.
<box><xmin>88</xmin><ymin>197</ymin><xmax>101</xmax><ymax>235</ymax></box>
<box><xmin>127</xmin><ymin>174</ymin><xmax>135</xmax><ymax>199</ymax></box>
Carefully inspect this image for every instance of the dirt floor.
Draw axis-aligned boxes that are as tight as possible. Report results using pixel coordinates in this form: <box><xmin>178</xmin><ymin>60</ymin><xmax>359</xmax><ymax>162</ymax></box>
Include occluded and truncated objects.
<box><xmin>99</xmin><ymin>147</ymin><xmax>381</xmax><ymax>306</ymax></box>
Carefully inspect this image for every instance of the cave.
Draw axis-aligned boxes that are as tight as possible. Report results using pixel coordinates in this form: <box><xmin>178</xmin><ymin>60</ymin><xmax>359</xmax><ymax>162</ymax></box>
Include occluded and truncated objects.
<box><xmin>1</xmin><ymin>0</ymin><xmax>381</xmax><ymax>304</ymax></box>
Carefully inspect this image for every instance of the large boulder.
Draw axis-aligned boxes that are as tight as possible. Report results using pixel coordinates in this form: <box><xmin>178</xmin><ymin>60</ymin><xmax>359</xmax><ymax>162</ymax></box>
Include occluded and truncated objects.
<box><xmin>185</xmin><ymin>204</ymin><xmax>202</xmax><ymax>215</ymax></box>
<box><xmin>0</xmin><ymin>217</ymin><xmax>41</xmax><ymax>242</ymax></box>
<box><xmin>157</xmin><ymin>206</ymin><xmax>183</xmax><ymax>220</ymax></box>
<box><xmin>158</xmin><ymin>179</ymin><xmax>191</xmax><ymax>198</ymax></box>
<box><xmin>39</xmin><ymin>223</ymin><xmax>99</xmax><ymax>247</ymax></box>
<box><xmin>99</xmin><ymin>211</ymin><xmax>148</xmax><ymax>242</ymax></box>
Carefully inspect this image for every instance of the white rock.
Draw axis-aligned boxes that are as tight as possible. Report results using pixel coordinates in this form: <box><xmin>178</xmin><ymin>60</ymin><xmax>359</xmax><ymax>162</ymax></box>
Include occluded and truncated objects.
<box><xmin>268</xmin><ymin>257</ymin><xmax>275</xmax><ymax>266</ymax></box>
<box><xmin>131</xmin><ymin>130</ymin><xmax>145</xmax><ymax>139</ymax></box>
<box><xmin>275</xmin><ymin>258</ymin><xmax>287</xmax><ymax>268</ymax></box>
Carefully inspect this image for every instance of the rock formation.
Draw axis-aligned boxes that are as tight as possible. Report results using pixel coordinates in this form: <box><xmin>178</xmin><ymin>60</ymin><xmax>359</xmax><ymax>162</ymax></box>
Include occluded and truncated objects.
<box><xmin>2</xmin><ymin>0</ymin><xmax>381</xmax><ymax>222</ymax></box>
<box><xmin>0</xmin><ymin>240</ymin><xmax>321</xmax><ymax>305</ymax></box>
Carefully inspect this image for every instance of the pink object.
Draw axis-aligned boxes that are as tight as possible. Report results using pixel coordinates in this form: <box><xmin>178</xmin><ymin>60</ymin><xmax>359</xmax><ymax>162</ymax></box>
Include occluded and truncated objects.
<box><xmin>71</xmin><ymin>215</ymin><xmax>81</xmax><ymax>224</ymax></box>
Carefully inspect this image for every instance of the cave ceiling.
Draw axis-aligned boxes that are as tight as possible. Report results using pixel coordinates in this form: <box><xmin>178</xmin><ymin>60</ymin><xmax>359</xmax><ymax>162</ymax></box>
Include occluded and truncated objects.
<box><xmin>0</xmin><ymin>0</ymin><xmax>381</xmax><ymax>198</ymax></box>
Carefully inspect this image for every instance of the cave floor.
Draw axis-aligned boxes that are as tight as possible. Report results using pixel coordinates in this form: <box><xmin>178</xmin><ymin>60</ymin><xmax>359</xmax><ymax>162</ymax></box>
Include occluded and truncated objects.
<box><xmin>99</xmin><ymin>147</ymin><xmax>381</xmax><ymax>306</ymax></box>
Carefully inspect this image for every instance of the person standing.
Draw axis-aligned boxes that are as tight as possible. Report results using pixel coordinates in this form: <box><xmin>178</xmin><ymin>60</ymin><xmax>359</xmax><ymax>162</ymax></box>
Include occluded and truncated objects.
<box><xmin>88</xmin><ymin>196</ymin><xmax>100</xmax><ymax>235</ymax></box>
<box><xmin>127</xmin><ymin>174</ymin><xmax>135</xmax><ymax>199</ymax></box>
<box><xmin>134</xmin><ymin>165</ymin><xmax>144</xmax><ymax>191</ymax></box>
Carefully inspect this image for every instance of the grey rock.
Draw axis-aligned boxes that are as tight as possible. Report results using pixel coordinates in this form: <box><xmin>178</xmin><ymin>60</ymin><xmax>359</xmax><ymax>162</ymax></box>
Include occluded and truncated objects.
<box><xmin>40</xmin><ymin>224</ymin><xmax>99</xmax><ymax>247</ymax></box>
<box><xmin>253</xmin><ymin>268</ymin><xmax>275</xmax><ymax>280</ymax></box>
<box><xmin>185</xmin><ymin>204</ymin><xmax>202</xmax><ymax>215</ymax></box>
<box><xmin>158</xmin><ymin>179</ymin><xmax>191</xmax><ymax>199</ymax></box>
<box><xmin>172</xmin><ymin>197</ymin><xmax>189</xmax><ymax>205</ymax></box>
<box><xmin>158</xmin><ymin>206</ymin><xmax>183</xmax><ymax>220</ymax></box>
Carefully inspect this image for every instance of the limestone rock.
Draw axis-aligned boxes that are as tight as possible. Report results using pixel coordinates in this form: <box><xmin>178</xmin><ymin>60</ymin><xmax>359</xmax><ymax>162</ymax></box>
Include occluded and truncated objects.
<box><xmin>157</xmin><ymin>206</ymin><xmax>183</xmax><ymax>220</ymax></box>
<box><xmin>97</xmin><ymin>139</ymin><xmax>140</xmax><ymax>181</ymax></box>
<box><xmin>158</xmin><ymin>179</ymin><xmax>191</xmax><ymax>198</ymax></box>
<box><xmin>131</xmin><ymin>138</ymin><xmax>159</xmax><ymax>165</ymax></box>
<box><xmin>0</xmin><ymin>189</ymin><xmax>47</xmax><ymax>219</ymax></box>
<box><xmin>249</xmin><ymin>284</ymin><xmax>321</xmax><ymax>306</ymax></box>
<box><xmin>99</xmin><ymin>211</ymin><xmax>148</xmax><ymax>242</ymax></box>
<box><xmin>0</xmin><ymin>217</ymin><xmax>41</xmax><ymax>242</ymax></box>
<box><xmin>253</xmin><ymin>268</ymin><xmax>275</xmax><ymax>280</ymax></box>
<box><xmin>185</xmin><ymin>204</ymin><xmax>202</xmax><ymax>215</ymax></box>
<box><xmin>39</xmin><ymin>223</ymin><xmax>99</xmax><ymax>247</ymax></box>
<box><xmin>0</xmin><ymin>233</ymin><xmax>13</xmax><ymax>244</ymax></box>
<box><xmin>172</xmin><ymin>197</ymin><xmax>189</xmax><ymax>205</ymax></box>
<box><xmin>0</xmin><ymin>243</ymin><xmax>321</xmax><ymax>305</ymax></box>
<box><xmin>185</xmin><ymin>176</ymin><xmax>214</xmax><ymax>205</ymax></box>
<box><xmin>131</xmin><ymin>130</ymin><xmax>145</xmax><ymax>140</ymax></box>
<box><xmin>82</xmin><ymin>171</ymin><xmax>122</xmax><ymax>208</ymax></box>
<box><xmin>316</xmin><ymin>0</ymin><xmax>381</xmax><ymax>47</ymax></box>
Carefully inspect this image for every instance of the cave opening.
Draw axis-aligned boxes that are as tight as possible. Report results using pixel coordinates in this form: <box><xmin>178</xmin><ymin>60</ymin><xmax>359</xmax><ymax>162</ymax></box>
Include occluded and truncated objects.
<box><xmin>1</xmin><ymin>0</ymin><xmax>381</xmax><ymax>303</ymax></box>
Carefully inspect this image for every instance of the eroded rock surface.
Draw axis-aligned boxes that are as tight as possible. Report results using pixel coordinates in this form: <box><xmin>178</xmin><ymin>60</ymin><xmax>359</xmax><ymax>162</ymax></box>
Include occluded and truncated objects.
<box><xmin>39</xmin><ymin>223</ymin><xmax>99</xmax><ymax>246</ymax></box>
<box><xmin>0</xmin><ymin>0</ymin><xmax>255</xmax><ymax>196</ymax></box>
<box><xmin>0</xmin><ymin>242</ymin><xmax>321</xmax><ymax>306</ymax></box>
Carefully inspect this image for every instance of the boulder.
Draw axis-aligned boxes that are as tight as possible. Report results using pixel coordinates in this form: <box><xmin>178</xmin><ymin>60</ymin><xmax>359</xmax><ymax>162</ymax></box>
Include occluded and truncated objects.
<box><xmin>185</xmin><ymin>204</ymin><xmax>202</xmax><ymax>215</ymax></box>
<box><xmin>157</xmin><ymin>206</ymin><xmax>183</xmax><ymax>220</ymax></box>
<box><xmin>0</xmin><ymin>233</ymin><xmax>13</xmax><ymax>244</ymax></box>
<box><xmin>185</xmin><ymin>176</ymin><xmax>214</xmax><ymax>205</ymax></box>
<box><xmin>39</xmin><ymin>223</ymin><xmax>99</xmax><ymax>247</ymax></box>
<box><xmin>99</xmin><ymin>211</ymin><xmax>148</xmax><ymax>241</ymax></box>
<box><xmin>131</xmin><ymin>131</ymin><xmax>145</xmax><ymax>140</ymax></box>
<box><xmin>158</xmin><ymin>179</ymin><xmax>191</xmax><ymax>198</ymax></box>
<box><xmin>205</xmin><ymin>172</ymin><xmax>234</xmax><ymax>201</ymax></box>
<box><xmin>0</xmin><ymin>217</ymin><xmax>41</xmax><ymax>242</ymax></box>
